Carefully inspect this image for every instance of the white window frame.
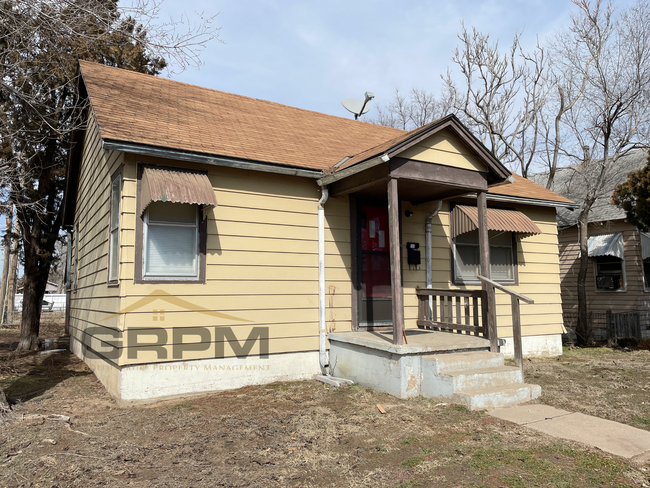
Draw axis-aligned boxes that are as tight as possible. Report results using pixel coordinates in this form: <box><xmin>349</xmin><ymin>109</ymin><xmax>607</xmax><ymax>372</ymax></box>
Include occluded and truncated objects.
<box><xmin>452</xmin><ymin>232</ymin><xmax>516</xmax><ymax>285</ymax></box>
<box><xmin>593</xmin><ymin>255</ymin><xmax>627</xmax><ymax>292</ymax></box>
<box><xmin>108</xmin><ymin>173</ymin><xmax>121</xmax><ymax>283</ymax></box>
<box><xmin>142</xmin><ymin>203</ymin><xmax>200</xmax><ymax>280</ymax></box>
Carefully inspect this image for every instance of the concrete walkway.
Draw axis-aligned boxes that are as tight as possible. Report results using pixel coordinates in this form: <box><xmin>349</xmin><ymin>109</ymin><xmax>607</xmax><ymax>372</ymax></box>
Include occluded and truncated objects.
<box><xmin>488</xmin><ymin>404</ymin><xmax>650</xmax><ymax>462</ymax></box>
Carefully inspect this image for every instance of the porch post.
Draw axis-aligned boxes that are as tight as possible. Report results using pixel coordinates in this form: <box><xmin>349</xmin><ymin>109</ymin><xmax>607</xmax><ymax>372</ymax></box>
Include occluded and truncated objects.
<box><xmin>388</xmin><ymin>178</ymin><xmax>405</xmax><ymax>345</ymax></box>
<box><xmin>477</xmin><ymin>190</ymin><xmax>498</xmax><ymax>352</ymax></box>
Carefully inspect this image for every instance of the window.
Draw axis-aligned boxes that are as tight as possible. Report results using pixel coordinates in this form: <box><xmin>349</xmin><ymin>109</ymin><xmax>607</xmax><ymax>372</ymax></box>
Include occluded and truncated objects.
<box><xmin>641</xmin><ymin>232</ymin><xmax>650</xmax><ymax>291</ymax></box>
<box><xmin>644</xmin><ymin>258</ymin><xmax>650</xmax><ymax>291</ymax></box>
<box><xmin>143</xmin><ymin>202</ymin><xmax>199</xmax><ymax>279</ymax></box>
<box><xmin>453</xmin><ymin>230</ymin><xmax>516</xmax><ymax>284</ymax></box>
<box><xmin>594</xmin><ymin>256</ymin><xmax>626</xmax><ymax>291</ymax></box>
<box><xmin>108</xmin><ymin>173</ymin><xmax>121</xmax><ymax>282</ymax></box>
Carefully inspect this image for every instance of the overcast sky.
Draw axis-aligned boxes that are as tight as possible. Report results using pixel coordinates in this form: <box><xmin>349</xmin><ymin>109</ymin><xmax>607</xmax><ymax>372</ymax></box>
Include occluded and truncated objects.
<box><xmin>150</xmin><ymin>0</ymin><xmax>636</xmax><ymax>119</ymax></box>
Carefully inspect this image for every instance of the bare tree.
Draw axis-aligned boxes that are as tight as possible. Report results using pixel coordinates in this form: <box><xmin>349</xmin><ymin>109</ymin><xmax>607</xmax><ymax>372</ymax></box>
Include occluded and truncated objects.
<box><xmin>442</xmin><ymin>25</ymin><xmax>550</xmax><ymax>178</ymax></box>
<box><xmin>549</xmin><ymin>0</ymin><xmax>650</xmax><ymax>344</ymax></box>
<box><xmin>366</xmin><ymin>88</ymin><xmax>454</xmax><ymax>131</ymax></box>
<box><xmin>0</xmin><ymin>0</ymin><xmax>221</xmax><ymax>353</ymax></box>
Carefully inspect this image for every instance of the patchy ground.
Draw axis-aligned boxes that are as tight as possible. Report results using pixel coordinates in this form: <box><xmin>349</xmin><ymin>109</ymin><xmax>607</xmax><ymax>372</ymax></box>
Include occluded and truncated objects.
<box><xmin>1</xmin><ymin>322</ymin><xmax>649</xmax><ymax>487</ymax></box>
<box><xmin>526</xmin><ymin>346</ymin><xmax>650</xmax><ymax>431</ymax></box>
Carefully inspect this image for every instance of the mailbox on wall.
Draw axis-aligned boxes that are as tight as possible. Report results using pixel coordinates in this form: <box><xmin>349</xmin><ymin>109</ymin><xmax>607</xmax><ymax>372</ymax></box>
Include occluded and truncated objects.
<box><xmin>407</xmin><ymin>242</ymin><xmax>421</xmax><ymax>267</ymax></box>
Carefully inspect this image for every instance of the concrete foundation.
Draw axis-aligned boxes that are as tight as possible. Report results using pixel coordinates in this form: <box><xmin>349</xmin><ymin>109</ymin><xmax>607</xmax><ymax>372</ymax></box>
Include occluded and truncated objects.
<box><xmin>499</xmin><ymin>333</ymin><xmax>563</xmax><ymax>358</ymax></box>
<box><xmin>71</xmin><ymin>335</ymin><xmax>319</xmax><ymax>404</ymax></box>
<box><xmin>328</xmin><ymin>330</ymin><xmax>490</xmax><ymax>399</ymax></box>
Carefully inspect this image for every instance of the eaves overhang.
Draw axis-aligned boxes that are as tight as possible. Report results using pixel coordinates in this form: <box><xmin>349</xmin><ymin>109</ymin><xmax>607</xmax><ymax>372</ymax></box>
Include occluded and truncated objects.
<box><xmin>101</xmin><ymin>139</ymin><xmax>325</xmax><ymax>179</ymax></box>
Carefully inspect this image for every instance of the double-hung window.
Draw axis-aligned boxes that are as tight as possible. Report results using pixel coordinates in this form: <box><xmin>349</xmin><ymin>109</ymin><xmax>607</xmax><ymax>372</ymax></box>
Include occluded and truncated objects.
<box><xmin>108</xmin><ymin>173</ymin><xmax>121</xmax><ymax>282</ymax></box>
<box><xmin>143</xmin><ymin>202</ymin><xmax>199</xmax><ymax>279</ymax></box>
<box><xmin>453</xmin><ymin>230</ymin><xmax>516</xmax><ymax>284</ymax></box>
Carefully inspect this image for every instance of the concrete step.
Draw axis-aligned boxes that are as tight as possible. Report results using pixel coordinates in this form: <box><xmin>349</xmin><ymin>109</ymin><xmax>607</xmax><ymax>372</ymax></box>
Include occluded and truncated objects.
<box><xmin>455</xmin><ymin>383</ymin><xmax>542</xmax><ymax>410</ymax></box>
<box><xmin>444</xmin><ymin>366</ymin><xmax>524</xmax><ymax>391</ymax></box>
<box><xmin>424</xmin><ymin>351</ymin><xmax>504</xmax><ymax>375</ymax></box>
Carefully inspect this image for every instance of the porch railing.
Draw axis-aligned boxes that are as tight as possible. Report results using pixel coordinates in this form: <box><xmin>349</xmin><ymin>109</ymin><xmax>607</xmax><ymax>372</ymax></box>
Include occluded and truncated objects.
<box><xmin>477</xmin><ymin>275</ymin><xmax>534</xmax><ymax>371</ymax></box>
<box><xmin>416</xmin><ymin>288</ymin><xmax>487</xmax><ymax>337</ymax></box>
<box><xmin>416</xmin><ymin>277</ymin><xmax>534</xmax><ymax>372</ymax></box>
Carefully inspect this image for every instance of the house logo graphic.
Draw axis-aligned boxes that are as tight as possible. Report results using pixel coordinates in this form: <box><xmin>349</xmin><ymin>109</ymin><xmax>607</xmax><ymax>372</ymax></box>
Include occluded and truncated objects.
<box><xmin>80</xmin><ymin>290</ymin><xmax>269</xmax><ymax>361</ymax></box>
<box><xmin>99</xmin><ymin>289</ymin><xmax>251</xmax><ymax>323</ymax></box>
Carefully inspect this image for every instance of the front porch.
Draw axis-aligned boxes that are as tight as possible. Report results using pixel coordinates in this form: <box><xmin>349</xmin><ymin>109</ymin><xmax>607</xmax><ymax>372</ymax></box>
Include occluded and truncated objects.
<box><xmin>328</xmin><ymin>327</ymin><xmax>540</xmax><ymax>409</ymax></box>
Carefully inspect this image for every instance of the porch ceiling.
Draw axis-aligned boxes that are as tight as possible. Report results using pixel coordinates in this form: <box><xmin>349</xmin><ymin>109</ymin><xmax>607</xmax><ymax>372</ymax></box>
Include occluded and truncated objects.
<box><xmin>329</xmin><ymin>157</ymin><xmax>489</xmax><ymax>204</ymax></box>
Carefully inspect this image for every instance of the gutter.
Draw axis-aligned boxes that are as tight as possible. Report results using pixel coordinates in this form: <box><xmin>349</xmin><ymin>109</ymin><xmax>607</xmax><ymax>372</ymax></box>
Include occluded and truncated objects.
<box><xmin>102</xmin><ymin>140</ymin><xmax>325</xmax><ymax>179</ymax></box>
<box><xmin>481</xmin><ymin>193</ymin><xmax>579</xmax><ymax>209</ymax></box>
<box><xmin>318</xmin><ymin>186</ymin><xmax>329</xmax><ymax>374</ymax></box>
<box><xmin>425</xmin><ymin>201</ymin><xmax>442</xmax><ymax>320</ymax></box>
<box><xmin>317</xmin><ymin>153</ymin><xmax>390</xmax><ymax>186</ymax></box>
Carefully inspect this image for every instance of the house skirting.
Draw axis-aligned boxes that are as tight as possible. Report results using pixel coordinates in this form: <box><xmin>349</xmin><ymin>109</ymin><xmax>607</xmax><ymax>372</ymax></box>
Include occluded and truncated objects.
<box><xmin>70</xmin><ymin>336</ymin><xmax>319</xmax><ymax>404</ymax></box>
<box><xmin>498</xmin><ymin>333</ymin><xmax>563</xmax><ymax>358</ymax></box>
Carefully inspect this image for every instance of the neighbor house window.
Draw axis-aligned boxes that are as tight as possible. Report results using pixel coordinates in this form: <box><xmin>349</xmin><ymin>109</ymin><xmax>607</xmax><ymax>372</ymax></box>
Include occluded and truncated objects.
<box><xmin>453</xmin><ymin>230</ymin><xmax>516</xmax><ymax>284</ymax></box>
<box><xmin>641</xmin><ymin>232</ymin><xmax>650</xmax><ymax>291</ymax></box>
<box><xmin>594</xmin><ymin>257</ymin><xmax>626</xmax><ymax>291</ymax></box>
<box><xmin>587</xmin><ymin>233</ymin><xmax>626</xmax><ymax>292</ymax></box>
<box><xmin>143</xmin><ymin>202</ymin><xmax>199</xmax><ymax>279</ymax></box>
<box><xmin>108</xmin><ymin>173</ymin><xmax>121</xmax><ymax>282</ymax></box>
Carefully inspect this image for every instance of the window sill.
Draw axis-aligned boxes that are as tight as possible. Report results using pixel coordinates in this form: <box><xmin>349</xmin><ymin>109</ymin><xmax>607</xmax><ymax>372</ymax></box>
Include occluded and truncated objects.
<box><xmin>107</xmin><ymin>281</ymin><xmax>120</xmax><ymax>288</ymax></box>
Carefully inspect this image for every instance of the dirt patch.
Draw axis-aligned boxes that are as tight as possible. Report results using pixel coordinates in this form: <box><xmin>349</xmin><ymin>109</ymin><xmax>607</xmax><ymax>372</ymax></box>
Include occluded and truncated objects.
<box><xmin>526</xmin><ymin>346</ymin><xmax>650</xmax><ymax>431</ymax></box>
<box><xmin>1</xmin><ymin>334</ymin><xmax>649</xmax><ymax>487</ymax></box>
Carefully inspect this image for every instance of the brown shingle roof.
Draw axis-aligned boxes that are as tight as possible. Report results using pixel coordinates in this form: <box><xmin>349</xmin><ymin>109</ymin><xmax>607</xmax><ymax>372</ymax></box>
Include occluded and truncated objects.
<box><xmin>488</xmin><ymin>174</ymin><xmax>574</xmax><ymax>204</ymax></box>
<box><xmin>78</xmin><ymin>61</ymin><xmax>573</xmax><ymax>206</ymax></box>
<box><xmin>79</xmin><ymin>60</ymin><xmax>404</xmax><ymax>172</ymax></box>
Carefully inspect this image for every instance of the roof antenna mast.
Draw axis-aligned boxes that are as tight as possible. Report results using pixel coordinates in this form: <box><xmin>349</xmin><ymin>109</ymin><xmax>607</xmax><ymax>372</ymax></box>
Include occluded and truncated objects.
<box><xmin>342</xmin><ymin>92</ymin><xmax>375</xmax><ymax>120</ymax></box>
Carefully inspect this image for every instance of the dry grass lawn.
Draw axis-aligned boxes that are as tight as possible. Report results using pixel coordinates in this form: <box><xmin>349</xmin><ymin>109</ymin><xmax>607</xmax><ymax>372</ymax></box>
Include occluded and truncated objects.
<box><xmin>1</xmin><ymin>321</ymin><xmax>649</xmax><ymax>487</ymax></box>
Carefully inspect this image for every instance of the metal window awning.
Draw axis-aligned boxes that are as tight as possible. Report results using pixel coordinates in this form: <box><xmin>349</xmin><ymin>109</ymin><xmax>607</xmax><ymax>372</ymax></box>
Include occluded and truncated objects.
<box><xmin>450</xmin><ymin>205</ymin><xmax>542</xmax><ymax>239</ymax></box>
<box><xmin>139</xmin><ymin>165</ymin><xmax>218</xmax><ymax>216</ymax></box>
<box><xmin>642</xmin><ymin>233</ymin><xmax>650</xmax><ymax>260</ymax></box>
<box><xmin>587</xmin><ymin>233</ymin><xmax>624</xmax><ymax>259</ymax></box>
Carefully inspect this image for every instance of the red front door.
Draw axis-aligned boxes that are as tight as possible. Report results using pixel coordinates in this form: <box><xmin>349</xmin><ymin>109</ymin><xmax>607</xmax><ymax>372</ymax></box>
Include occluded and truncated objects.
<box><xmin>359</xmin><ymin>205</ymin><xmax>392</xmax><ymax>326</ymax></box>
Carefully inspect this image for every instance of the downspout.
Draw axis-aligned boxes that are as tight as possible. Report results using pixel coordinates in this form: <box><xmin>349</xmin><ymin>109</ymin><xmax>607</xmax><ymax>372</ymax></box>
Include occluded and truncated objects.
<box><xmin>425</xmin><ymin>201</ymin><xmax>443</xmax><ymax>318</ymax></box>
<box><xmin>318</xmin><ymin>186</ymin><xmax>329</xmax><ymax>374</ymax></box>
<box><xmin>65</xmin><ymin>229</ymin><xmax>72</xmax><ymax>335</ymax></box>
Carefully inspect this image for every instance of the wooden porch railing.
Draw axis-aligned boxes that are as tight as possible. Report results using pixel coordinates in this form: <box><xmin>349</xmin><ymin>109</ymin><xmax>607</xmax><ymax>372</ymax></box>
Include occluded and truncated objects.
<box><xmin>416</xmin><ymin>277</ymin><xmax>534</xmax><ymax>372</ymax></box>
<box><xmin>416</xmin><ymin>288</ymin><xmax>487</xmax><ymax>337</ymax></box>
<box><xmin>477</xmin><ymin>275</ymin><xmax>534</xmax><ymax>370</ymax></box>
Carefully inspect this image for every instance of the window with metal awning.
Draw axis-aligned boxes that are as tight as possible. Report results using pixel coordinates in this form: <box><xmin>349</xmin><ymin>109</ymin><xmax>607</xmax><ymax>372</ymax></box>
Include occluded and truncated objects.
<box><xmin>138</xmin><ymin>164</ymin><xmax>218</xmax><ymax>216</ymax></box>
<box><xmin>587</xmin><ymin>233</ymin><xmax>625</xmax><ymax>291</ymax></box>
<box><xmin>449</xmin><ymin>205</ymin><xmax>542</xmax><ymax>285</ymax></box>
<box><xmin>135</xmin><ymin>164</ymin><xmax>218</xmax><ymax>283</ymax></box>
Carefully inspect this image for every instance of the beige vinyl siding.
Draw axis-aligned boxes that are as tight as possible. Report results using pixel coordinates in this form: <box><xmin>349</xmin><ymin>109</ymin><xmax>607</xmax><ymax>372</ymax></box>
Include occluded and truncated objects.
<box><xmin>558</xmin><ymin>220</ymin><xmax>648</xmax><ymax>313</ymax></box>
<box><xmin>69</xmin><ymin>114</ymin><xmax>124</xmax><ymax>371</ymax></box>
<box><xmin>402</xmin><ymin>201</ymin><xmax>564</xmax><ymax>338</ymax></box>
<box><xmin>398</xmin><ymin>128</ymin><xmax>489</xmax><ymax>172</ymax></box>
<box><xmin>117</xmin><ymin>155</ymin><xmax>350</xmax><ymax>365</ymax></box>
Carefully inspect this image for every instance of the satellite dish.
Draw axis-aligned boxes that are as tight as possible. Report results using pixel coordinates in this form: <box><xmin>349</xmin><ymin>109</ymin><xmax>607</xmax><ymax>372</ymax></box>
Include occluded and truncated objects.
<box><xmin>342</xmin><ymin>91</ymin><xmax>375</xmax><ymax>120</ymax></box>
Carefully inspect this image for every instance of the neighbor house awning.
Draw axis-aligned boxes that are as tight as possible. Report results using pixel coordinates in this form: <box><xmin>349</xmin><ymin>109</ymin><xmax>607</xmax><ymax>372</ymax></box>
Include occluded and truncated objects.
<box><xmin>450</xmin><ymin>205</ymin><xmax>542</xmax><ymax>239</ymax></box>
<box><xmin>139</xmin><ymin>165</ymin><xmax>218</xmax><ymax>216</ymax></box>
<box><xmin>587</xmin><ymin>233</ymin><xmax>624</xmax><ymax>259</ymax></box>
<box><xmin>641</xmin><ymin>233</ymin><xmax>650</xmax><ymax>260</ymax></box>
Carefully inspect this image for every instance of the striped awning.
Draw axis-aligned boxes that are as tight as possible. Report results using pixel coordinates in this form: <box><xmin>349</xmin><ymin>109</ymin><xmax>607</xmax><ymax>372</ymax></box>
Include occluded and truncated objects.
<box><xmin>450</xmin><ymin>205</ymin><xmax>542</xmax><ymax>239</ymax></box>
<box><xmin>588</xmin><ymin>233</ymin><xmax>624</xmax><ymax>260</ymax></box>
<box><xmin>642</xmin><ymin>232</ymin><xmax>650</xmax><ymax>260</ymax></box>
<box><xmin>139</xmin><ymin>165</ymin><xmax>218</xmax><ymax>216</ymax></box>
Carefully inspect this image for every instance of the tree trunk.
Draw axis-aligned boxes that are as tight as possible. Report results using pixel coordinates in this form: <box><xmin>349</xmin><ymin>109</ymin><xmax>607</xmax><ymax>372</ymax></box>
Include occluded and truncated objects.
<box><xmin>575</xmin><ymin>210</ymin><xmax>591</xmax><ymax>345</ymax></box>
<box><xmin>0</xmin><ymin>210</ymin><xmax>13</xmax><ymax>325</ymax></box>
<box><xmin>6</xmin><ymin>227</ymin><xmax>20</xmax><ymax>316</ymax></box>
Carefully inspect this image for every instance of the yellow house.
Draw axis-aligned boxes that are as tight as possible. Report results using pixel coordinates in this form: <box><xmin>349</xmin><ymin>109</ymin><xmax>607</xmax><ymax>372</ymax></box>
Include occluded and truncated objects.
<box><xmin>62</xmin><ymin>61</ymin><xmax>575</xmax><ymax>406</ymax></box>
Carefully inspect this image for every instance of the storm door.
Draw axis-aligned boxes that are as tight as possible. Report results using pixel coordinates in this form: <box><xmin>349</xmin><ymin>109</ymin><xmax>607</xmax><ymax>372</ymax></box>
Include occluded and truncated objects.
<box><xmin>358</xmin><ymin>205</ymin><xmax>393</xmax><ymax>327</ymax></box>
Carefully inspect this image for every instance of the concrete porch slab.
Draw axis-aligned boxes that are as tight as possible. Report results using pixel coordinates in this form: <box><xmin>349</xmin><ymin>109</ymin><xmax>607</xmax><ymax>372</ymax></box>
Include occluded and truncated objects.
<box><xmin>489</xmin><ymin>405</ymin><xmax>650</xmax><ymax>459</ymax></box>
<box><xmin>328</xmin><ymin>329</ymin><xmax>491</xmax><ymax>399</ymax></box>
<box><xmin>328</xmin><ymin>329</ymin><xmax>490</xmax><ymax>355</ymax></box>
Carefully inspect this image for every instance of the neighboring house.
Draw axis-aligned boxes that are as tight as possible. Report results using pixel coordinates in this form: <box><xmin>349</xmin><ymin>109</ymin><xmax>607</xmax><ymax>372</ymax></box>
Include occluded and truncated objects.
<box><xmin>62</xmin><ymin>61</ymin><xmax>574</xmax><ymax>403</ymax></box>
<box><xmin>533</xmin><ymin>150</ymin><xmax>650</xmax><ymax>341</ymax></box>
